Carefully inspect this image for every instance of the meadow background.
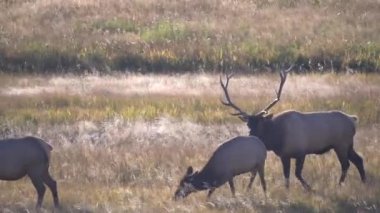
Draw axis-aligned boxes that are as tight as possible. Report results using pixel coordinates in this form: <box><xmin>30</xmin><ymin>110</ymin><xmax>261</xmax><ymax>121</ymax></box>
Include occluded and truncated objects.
<box><xmin>0</xmin><ymin>0</ymin><xmax>379</xmax><ymax>73</ymax></box>
<box><xmin>0</xmin><ymin>0</ymin><xmax>380</xmax><ymax>212</ymax></box>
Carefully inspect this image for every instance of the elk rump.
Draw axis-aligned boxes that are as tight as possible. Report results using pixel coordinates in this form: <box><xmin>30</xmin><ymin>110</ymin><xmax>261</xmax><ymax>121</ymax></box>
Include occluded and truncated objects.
<box><xmin>0</xmin><ymin>136</ymin><xmax>59</xmax><ymax>208</ymax></box>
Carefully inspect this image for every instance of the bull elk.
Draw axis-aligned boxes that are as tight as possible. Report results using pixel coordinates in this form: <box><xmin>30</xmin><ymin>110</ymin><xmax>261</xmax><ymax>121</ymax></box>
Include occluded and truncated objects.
<box><xmin>220</xmin><ymin>69</ymin><xmax>366</xmax><ymax>191</ymax></box>
<box><xmin>0</xmin><ymin>136</ymin><xmax>59</xmax><ymax>209</ymax></box>
<box><xmin>174</xmin><ymin>136</ymin><xmax>267</xmax><ymax>200</ymax></box>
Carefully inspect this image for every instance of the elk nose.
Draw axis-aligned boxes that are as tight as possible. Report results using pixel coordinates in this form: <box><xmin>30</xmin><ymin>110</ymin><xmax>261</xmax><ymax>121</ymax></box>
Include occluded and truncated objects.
<box><xmin>173</xmin><ymin>191</ymin><xmax>180</xmax><ymax>201</ymax></box>
<box><xmin>174</xmin><ymin>190</ymin><xmax>185</xmax><ymax>201</ymax></box>
<box><xmin>173</xmin><ymin>194</ymin><xmax>182</xmax><ymax>201</ymax></box>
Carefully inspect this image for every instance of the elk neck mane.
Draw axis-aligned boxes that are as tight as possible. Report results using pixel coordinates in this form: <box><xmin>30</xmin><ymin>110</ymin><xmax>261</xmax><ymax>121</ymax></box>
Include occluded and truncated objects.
<box><xmin>253</xmin><ymin>116</ymin><xmax>285</xmax><ymax>155</ymax></box>
<box><xmin>189</xmin><ymin>168</ymin><xmax>216</xmax><ymax>190</ymax></box>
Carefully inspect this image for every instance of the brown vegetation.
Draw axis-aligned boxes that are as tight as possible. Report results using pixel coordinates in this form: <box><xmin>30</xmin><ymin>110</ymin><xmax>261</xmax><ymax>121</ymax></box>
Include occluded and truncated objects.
<box><xmin>0</xmin><ymin>0</ymin><xmax>379</xmax><ymax>73</ymax></box>
<box><xmin>0</xmin><ymin>73</ymin><xmax>379</xmax><ymax>212</ymax></box>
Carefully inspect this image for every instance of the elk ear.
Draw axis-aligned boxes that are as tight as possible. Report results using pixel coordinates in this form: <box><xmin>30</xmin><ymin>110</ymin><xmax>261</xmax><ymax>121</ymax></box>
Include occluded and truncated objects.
<box><xmin>239</xmin><ymin>116</ymin><xmax>249</xmax><ymax>122</ymax></box>
<box><xmin>265</xmin><ymin>114</ymin><xmax>273</xmax><ymax>120</ymax></box>
<box><xmin>186</xmin><ymin>166</ymin><xmax>193</xmax><ymax>175</ymax></box>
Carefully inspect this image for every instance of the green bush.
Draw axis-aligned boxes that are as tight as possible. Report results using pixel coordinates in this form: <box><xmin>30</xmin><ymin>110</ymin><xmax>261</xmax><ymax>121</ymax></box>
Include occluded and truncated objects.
<box><xmin>141</xmin><ymin>21</ymin><xmax>191</xmax><ymax>43</ymax></box>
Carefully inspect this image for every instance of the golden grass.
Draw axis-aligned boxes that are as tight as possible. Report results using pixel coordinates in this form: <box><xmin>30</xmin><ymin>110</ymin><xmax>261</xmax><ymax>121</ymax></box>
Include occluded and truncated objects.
<box><xmin>0</xmin><ymin>73</ymin><xmax>379</xmax><ymax>212</ymax></box>
<box><xmin>1</xmin><ymin>73</ymin><xmax>380</xmax><ymax>125</ymax></box>
<box><xmin>0</xmin><ymin>120</ymin><xmax>378</xmax><ymax>212</ymax></box>
<box><xmin>0</xmin><ymin>0</ymin><xmax>379</xmax><ymax>72</ymax></box>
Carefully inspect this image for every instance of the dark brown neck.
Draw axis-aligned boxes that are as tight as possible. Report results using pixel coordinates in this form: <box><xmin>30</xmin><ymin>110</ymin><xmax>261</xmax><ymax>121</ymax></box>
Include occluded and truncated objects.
<box><xmin>252</xmin><ymin>120</ymin><xmax>284</xmax><ymax>154</ymax></box>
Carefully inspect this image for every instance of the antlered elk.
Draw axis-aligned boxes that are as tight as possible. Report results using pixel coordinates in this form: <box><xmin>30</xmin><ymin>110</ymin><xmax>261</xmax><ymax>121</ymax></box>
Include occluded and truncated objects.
<box><xmin>220</xmin><ymin>69</ymin><xmax>366</xmax><ymax>190</ymax></box>
<box><xmin>0</xmin><ymin>136</ymin><xmax>59</xmax><ymax>208</ymax></box>
<box><xmin>174</xmin><ymin>136</ymin><xmax>267</xmax><ymax>200</ymax></box>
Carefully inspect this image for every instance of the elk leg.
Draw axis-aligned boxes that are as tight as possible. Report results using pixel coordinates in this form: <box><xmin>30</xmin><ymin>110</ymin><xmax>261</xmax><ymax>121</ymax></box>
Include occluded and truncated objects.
<box><xmin>295</xmin><ymin>156</ymin><xmax>312</xmax><ymax>191</ymax></box>
<box><xmin>281</xmin><ymin>157</ymin><xmax>291</xmax><ymax>188</ymax></box>
<box><xmin>348</xmin><ymin>146</ymin><xmax>366</xmax><ymax>183</ymax></box>
<box><xmin>335</xmin><ymin>149</ymin><xmax>350</xmax><ymax>184</ymax></box>
<box><xmin>258</xmin><ymin>164</ymin><xmax>267</xmax><ymax>195</ymax></box>
<box><xmin>228</xmin><ymin>179</ymin><xmax>236</xmax><ymax>197</ymax></box>
<box><xmin>247</xmin><ymin>168</ymin><xmax>257</xmax><ymax>190</ymax></box>
<box><xmin>29</xmin><ymin>174</ymin><xmax>46</xmax><ymax>208</ymax></box>
<box><xmin>207</xmin><ymin>188</ymin><xmax>215</xmax><ymax>198</ymax></box>
<box><xmin>43</xmin><ymin>171</ymin><xmax>60</xmax><ymax>208</ymax></box>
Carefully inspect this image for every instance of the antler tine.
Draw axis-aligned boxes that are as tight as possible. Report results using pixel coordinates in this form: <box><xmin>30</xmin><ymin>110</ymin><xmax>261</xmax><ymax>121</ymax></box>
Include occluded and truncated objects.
<box><xmin>220</xmin><ymin>73</ymin><xmax>250</xmax><ymax>120</ymax></box>
<box><xmin>257</xmin><ymin>66</ymin><xmax>292</xmax><ymax>116</ymax></box>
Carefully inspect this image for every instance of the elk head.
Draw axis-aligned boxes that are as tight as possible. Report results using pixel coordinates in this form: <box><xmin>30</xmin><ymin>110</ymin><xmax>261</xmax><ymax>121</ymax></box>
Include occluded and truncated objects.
<box><xmin>174</xmin><ymin>166</ymin><xmax>199</xmax><ymax>200</ymax></box>
<box><xmin>220</xmin><ymin>67</ymin><xmax>291</xmax><ymax>136</ymax></box>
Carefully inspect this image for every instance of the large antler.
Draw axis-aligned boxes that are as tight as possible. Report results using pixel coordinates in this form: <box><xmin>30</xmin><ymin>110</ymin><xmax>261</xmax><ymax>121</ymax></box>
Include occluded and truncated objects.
<box><xmin>220</xmin><ymin>73</ymin><xmax>250</xmax><ymax>121</ymax></box>
<box><xmin>256</xmin><ymin>65</ymin><xmax>292</xmax><ymax>116</ymax></box>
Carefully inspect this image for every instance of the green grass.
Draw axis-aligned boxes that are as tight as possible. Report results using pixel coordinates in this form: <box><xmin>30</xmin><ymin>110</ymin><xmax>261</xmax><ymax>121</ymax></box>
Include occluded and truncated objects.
<box><xmin>141</xmin><ymin>21</ymin><xmax>191</xmax><ymax>42</ymax></box>
<box><xmin>1</xmin><ymin>94</ymin><xmax>379</xmax><ymax>126</ymax></box>
<box><xmin>1</xmin><ymin>73</ymin><xmax>379</xmax><ymax>126</ymax></box>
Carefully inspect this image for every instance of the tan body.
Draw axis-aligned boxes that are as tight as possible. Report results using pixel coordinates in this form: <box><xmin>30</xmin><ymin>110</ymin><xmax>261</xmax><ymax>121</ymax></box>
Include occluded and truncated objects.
<box><xmin>0</xmin><ymin>136</ymin><xmax>59</xmax><ymax>208</ymax></box>
<box><xmin>271</xmin><ymin>110</ymin><xmax>356</xmax><ymax>157</ymax></box>
<box><xmin>175</xmin><ymin>136</ymin><xmax>267</xmax><ymax>199</ymax></box>
<box><xmin>250</xmin><ymin>110</ymin><xmax>365</xmax><ymax>190</ymax></box>
<box><xmin>220</xmin><ymin>69</ymin><xmax>366</xmax><ymax>190</ymax></box>
<box><xmin>202</xmin><ymin>136</ymin><xmax>267</xmax><ymax>183</ymax></box>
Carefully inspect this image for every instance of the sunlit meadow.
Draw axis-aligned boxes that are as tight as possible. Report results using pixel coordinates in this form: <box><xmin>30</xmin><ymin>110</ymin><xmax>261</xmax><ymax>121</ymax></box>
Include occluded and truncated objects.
<box><xmin>0</xmin><ymin>73</ymin><xmax>379</xmax><ymax>212</ymax></box>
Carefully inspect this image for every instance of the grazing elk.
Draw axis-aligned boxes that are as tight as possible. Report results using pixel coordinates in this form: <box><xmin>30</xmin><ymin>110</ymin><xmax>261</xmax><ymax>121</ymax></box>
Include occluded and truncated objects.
<box><xmin>220</xmin><ymin>69</ymin><xmax>366</xmax><ymax>191</ymax></box>
<box><xmin>174</xmin><ymin>136</ymin><xmax>267</xmax><ymax>200</ymax></box>
<box><xmin>0</xmin><ymin>136</ymin><xmax>59</xmax><ymax>208</ymax></box>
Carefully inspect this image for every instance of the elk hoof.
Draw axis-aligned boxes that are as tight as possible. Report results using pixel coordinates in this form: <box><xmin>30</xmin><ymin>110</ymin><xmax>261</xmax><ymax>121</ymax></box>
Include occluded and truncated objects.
<box><xmin>303</xmin><ymin>184</ymin><xmax>313</xmax><ymax>192</ymax></box>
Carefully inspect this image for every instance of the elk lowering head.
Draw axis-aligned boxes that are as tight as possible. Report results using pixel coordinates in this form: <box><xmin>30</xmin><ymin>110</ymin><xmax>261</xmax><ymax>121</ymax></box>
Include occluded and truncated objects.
<box><xmin>174</xmin><ymin>166</ymin><xmax>199</xmax><ymax>200</ymax></box>
<box><xmin>174</xmin><ymin>136</ymin><xmax>267</xmax><ymax>200</ymax></box>
<box><xmin>220</xmin><ymin>67</ymin><xmax>291</xmax><ymax>135</ymax></box>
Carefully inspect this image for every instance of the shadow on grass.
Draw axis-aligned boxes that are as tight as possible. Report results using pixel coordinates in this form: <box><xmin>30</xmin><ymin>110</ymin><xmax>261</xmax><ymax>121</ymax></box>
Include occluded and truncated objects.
<box><xmin>0</xmin><ymin>205</ymin><xmax>31</xmax><ymax>213</ymax></box>
<box><xmin>204</xmin><ymin>184</ymin><xmax>379</xmax><ymax>213</ymax></box>
<box><xmin>0</xmin><ymin>203</ymin><xmax>96</xmax><ymax>213</ymax></box>
<box><xmin>258</xmin><ymin>202</ymin><xmax>318</xmax><ymax>213</ymax></box>
<box><xmin>333</xmin><ymin>198</ymin><xmax>379</xmax><ymax>213</ymax></box>
<box><xmin>206</xmin><ymin>196</ymin><xmax>319</xmax><ymax>213</ymax></box>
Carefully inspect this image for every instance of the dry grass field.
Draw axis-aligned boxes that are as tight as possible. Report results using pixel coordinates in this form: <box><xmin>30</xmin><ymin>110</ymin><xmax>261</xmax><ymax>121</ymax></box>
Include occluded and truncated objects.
<box><xmin>0</xmin><ymin>0</ymin><xmax>379</xmax><ymax>72</ymax></box>
<box><xmin>0</xmin><ymin>73</ymin><xmax>379</xmax><ymax>212</ymax></box>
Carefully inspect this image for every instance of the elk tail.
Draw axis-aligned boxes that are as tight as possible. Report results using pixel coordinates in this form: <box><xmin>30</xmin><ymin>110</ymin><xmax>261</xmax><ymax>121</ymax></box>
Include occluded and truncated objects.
<box><xmin>351</xmin><ymin>115</ymin><xmax>359</xmax><ymax>122</ymax></box>
<box><xmin>35</xmin><ymin>137</ymin><xmax>53</xmax><ymax>163</ymax></box>
<box><xmin>350</xmin><ymin>115</ymin><xmax>359</xmax><ymax>134</ymax></box>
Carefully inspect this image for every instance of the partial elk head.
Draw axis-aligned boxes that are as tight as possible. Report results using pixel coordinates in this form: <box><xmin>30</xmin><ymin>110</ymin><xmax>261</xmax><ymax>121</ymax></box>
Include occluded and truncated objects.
<box><xmin>220</xmin><ymin>67</ymin><xmax>291</xmax><ymax>136</ymax></box>
<box><xmin>174</xmin><ymin>166</ymin><xmax>199</xmax><ymax>200</ymax></box>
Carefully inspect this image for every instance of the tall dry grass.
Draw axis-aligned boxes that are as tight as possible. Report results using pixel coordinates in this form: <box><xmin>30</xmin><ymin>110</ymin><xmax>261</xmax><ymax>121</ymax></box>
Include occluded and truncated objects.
<box><xmin>0</xmin><ymin>118</ymin><xmax>379</xmax><ymax>212</ymax></box>
<box><xmin>0</xmin><ymin>73</ymin><xmax>379</xmax><ymax>212</ymax></box>
<box><xmin>0</xmin><ymin>0</ymin><xmax>379</xmax><ymax>72</ymax></box>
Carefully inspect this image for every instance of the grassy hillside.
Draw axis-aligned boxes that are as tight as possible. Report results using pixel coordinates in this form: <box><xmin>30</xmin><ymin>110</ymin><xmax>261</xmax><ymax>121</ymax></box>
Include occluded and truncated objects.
<box><xmin>0</xmin><ymin>0</ymin><xmax>379</xmax><ymax>73</ymax></box>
